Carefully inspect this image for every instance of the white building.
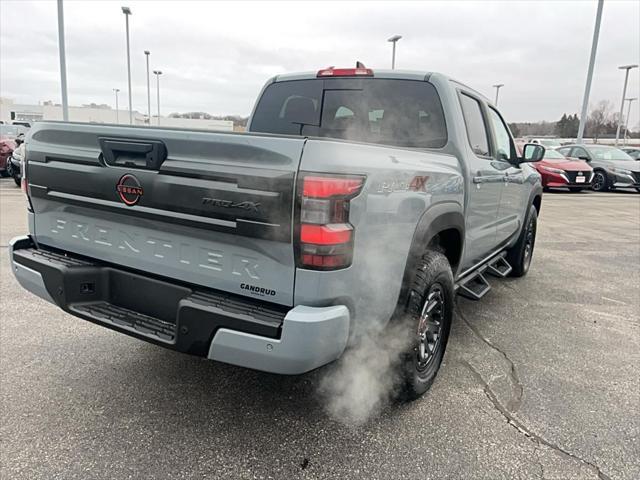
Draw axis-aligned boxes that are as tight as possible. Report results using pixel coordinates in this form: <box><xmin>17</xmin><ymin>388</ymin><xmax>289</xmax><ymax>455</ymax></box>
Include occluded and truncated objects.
<box><xmin>0</xmin><ymin>97</ymin><xmax>233</xmax><ymax>131</ymax></box>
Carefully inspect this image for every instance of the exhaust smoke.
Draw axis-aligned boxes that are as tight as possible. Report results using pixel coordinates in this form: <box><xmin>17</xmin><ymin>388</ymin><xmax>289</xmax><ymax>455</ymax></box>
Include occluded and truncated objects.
<box><xmin>318</xmin><ymin>317</ymin><xmax>414</xmax><ymax>425</ymax></box>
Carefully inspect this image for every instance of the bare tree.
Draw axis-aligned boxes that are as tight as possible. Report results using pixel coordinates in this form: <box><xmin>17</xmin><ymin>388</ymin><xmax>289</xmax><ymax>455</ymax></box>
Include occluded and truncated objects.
<box><xmin>587</xmin><ymin>100</ymin><xmax>613</xmax><ymax>143</ymax></box>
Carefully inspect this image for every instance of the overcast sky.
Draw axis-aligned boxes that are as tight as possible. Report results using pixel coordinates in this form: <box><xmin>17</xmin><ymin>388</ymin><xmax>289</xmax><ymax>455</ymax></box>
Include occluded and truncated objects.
<box><xmin>1</xmin><ymin>0</ymin><xmax>638</xmax><ymax>123</ymax></box>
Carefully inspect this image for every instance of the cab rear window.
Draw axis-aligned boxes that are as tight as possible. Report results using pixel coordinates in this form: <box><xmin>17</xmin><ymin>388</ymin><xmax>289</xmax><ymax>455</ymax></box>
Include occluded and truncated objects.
<box><xmin>250</xmin><ymin>79</ymin><xmax>448</xmax><ymax>149</ymax></box>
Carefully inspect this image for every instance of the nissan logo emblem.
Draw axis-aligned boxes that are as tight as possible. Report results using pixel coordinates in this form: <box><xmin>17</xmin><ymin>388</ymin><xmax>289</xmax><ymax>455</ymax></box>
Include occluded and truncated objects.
<box><xmin>116</xmin><ymin>174</ymin><xmax>143</xmax><ymax>206</ymax></box>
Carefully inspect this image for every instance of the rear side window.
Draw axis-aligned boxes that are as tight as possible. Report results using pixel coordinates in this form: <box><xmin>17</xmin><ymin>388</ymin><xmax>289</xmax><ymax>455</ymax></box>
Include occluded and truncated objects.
<box><xmin>250</xmin><ymin>78</ymin><xmax>448</xmax><ymax>148</ymax></box>
<box><xmin>459</xmin><ymin>93</ymin><xmax>490</xmax><ymax>157</ymax></box>
<box><xmin>250</xmin><ymin>80</ymin><xmax>322</xmax><ymax>135</ymax></box>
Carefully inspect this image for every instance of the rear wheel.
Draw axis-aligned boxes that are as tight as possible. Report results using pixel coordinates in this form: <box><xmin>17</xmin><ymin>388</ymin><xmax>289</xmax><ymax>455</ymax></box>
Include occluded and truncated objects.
<box><xmin>13</xmin><ymin>176</ymin><xmax>21</xmax><ymax>187</ymax></box>
<box><xmin>399</xmin><ymin>250</ymin><xmax>454</xmax><ymax>401</ymax></box>
<box><xmin>507</xmin><ymin>205</ymin><xmax>538</xmax><ymax>277</ymax></box>
<box><xmin>592</xmin><ymin>171</ymin><xmax>609</xmax><ymax>192</ymax></box>
<box><xmin>568</xmin><ymin>187</ymin><xmax>583</xmax><ymax>193</ymax></box>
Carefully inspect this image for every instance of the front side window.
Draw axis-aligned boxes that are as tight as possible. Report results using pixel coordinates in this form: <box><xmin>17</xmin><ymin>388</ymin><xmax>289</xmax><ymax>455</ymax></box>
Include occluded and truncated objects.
<box><xmin>487</xmin><ymin>107</ymin><xmax>515</xmax><ymax>162</ymax></box>
<box><xmin>251</xmin><ymin>78</ymin><xmax>448</xmax><ymax>148</ymax></box>
<box><xmin>571</xmin><ymin>147</ymin><xmax>588</xmax><ymax>159</ymax></box>
<box><xmin>459</xmin><ymin>93</ymin><xmax>490</xmax><ymax>157</ymax></box>
<box><xmin>588</xmin><ymin>146</ymin><xmax>634</xmax><ymax>161</ymax></box>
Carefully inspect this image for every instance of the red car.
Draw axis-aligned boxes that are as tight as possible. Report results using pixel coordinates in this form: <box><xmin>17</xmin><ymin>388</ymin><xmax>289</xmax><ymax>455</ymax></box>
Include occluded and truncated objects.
<box><xmin>0</xmin><ymin>125</ymin><xmax>26</xmax><ymax>177</ymax></box>
<box><xmin>0</xmin><ymin>139</ymin><xmax>16</xmax><ymax>177</ymax></box>
<box><xmin>533</xmin><ymin>148</ymin><xmax>593</xmax><ymax>192</ymax></box>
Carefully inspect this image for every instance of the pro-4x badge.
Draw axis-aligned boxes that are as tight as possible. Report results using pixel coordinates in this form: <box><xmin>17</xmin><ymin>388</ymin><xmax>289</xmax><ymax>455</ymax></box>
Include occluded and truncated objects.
<box><xmin>202</xmin><ymin>197</ymin><xmax>260</xmax><ymax>212</ymax></box>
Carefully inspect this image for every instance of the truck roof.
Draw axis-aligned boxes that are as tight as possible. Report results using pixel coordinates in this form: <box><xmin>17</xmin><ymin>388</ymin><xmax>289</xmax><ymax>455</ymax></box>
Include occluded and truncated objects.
<box><xmin>272</xmin><ymin>69</ymin><xmax>490</xmax><ymax>103</ymax></box>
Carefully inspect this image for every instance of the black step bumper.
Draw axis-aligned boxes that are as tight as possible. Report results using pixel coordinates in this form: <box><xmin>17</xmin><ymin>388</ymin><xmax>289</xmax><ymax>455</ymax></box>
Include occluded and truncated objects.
<box><xmin>9</xmin><ymin>236</ymin><xmax>288</xmax><ymax>357</ymax></box>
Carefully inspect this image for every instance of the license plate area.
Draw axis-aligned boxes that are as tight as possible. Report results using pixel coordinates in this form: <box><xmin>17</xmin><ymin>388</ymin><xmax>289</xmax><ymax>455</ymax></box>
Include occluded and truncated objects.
<box><xmin>575</xmin><ymin>176</ymin><xmax>585</xmax><ymax>183</ymax></box>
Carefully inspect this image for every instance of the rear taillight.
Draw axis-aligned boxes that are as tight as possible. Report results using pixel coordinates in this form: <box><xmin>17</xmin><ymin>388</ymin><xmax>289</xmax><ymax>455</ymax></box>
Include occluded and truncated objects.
<box><xmin>297</xmin><ymin>173</ymin><xmax>364</xmax><ymax>270</ymax></box>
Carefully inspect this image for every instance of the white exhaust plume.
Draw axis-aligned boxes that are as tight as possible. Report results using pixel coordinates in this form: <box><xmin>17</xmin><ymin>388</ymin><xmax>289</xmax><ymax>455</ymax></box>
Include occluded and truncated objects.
<box><xmin>318</xmin><ymin>317</ymin><xmax>413</xmax><ymax>425</ymax></box>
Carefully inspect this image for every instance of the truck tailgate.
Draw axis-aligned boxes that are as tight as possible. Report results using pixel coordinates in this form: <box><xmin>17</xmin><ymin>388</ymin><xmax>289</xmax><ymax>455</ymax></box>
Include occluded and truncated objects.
<box><xmin>26</xmin><ymin>122</ymin><xmax>304</xmax><ymax>306</ymax></box>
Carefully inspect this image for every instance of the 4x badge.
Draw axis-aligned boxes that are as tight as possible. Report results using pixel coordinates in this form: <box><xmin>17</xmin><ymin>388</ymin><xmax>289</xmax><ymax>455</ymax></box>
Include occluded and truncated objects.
<box><xmin>376</xmin><ymin>175</ymin><xmax>429</xmax><ymax>194</ymax></box>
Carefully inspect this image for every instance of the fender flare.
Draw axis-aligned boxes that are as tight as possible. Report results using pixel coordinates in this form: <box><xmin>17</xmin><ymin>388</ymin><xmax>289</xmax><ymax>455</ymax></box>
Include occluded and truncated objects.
<box><xmin>392</xmin><ymin>202</ymin><xmax>464</xmax><ymax>318</ymax></box>
<box><xmin>527</xmin><ymin>185</ymin><xmax>543</xmax><ymax>216</ymax></box>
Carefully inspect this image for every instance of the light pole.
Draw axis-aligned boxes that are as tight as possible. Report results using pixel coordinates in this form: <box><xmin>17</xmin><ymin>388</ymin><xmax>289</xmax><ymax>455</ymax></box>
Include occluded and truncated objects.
<box><xmin>387</xmin><ymin>35</ymin><xmax>402</xmax><ymax>70</ymax></box>
<box><xmin>122</xmin><ymin>6</ymin><xmax>133</xmax><ymax>124</ymax></box>
<box><xmin>153</xmin><ymin>70</ymin><xmax>162</xmax><ymax>126</ymax></box>
<box><xmin>576</xmin><ymin>0</ymin><xmax>604</xmax><ymax>144</ymax></box>
<box><xmin>623</xmin><ymin>97</ymin><xmax>637</xmax><ymax>145</ymax></box>
<box><xmin>144</xmin><ymin>50</ymin><xmax>151</xmax><ymax>125</ymax></box>
<box><xmin>614</xmin><ymin>64</ymin><xmax>638</xmax><ymax>146</ymax></box>
<box><xmin>493</xmin><ymin>84</ymin><xmax>504</xmax><ymax>106</ymax></box>
<box><xmin>56</xmin><ymin>0</ymin><xmax>69</xmax><ymax>121</ymax></box>
<box><xmin>113</xmin><ymin>88</ymin><xmax>120</xmax><ymax>123</ymax></box>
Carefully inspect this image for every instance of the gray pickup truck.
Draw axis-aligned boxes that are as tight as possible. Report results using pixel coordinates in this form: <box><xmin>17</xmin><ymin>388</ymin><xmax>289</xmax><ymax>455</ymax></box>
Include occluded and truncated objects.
<box><xmin>10</xmin><ymin>66</ymin><xmax>545</xmax><ymax>399</ymax></box>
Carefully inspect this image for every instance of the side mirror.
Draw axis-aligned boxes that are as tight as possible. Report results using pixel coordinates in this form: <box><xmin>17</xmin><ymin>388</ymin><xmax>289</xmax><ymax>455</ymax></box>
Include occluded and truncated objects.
<box><xmin>521</xmin><ymin>143</ymin><xmax>545</xmax><ymax>163</ymax></box>
<box><xmin>578</xmin><ymin>156</ymin><xmax>590</xmax><ymax>162</ymax></box>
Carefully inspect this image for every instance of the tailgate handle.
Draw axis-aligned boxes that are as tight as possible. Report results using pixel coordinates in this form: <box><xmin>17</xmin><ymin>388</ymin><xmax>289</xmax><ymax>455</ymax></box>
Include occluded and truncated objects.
<box><xmin>99</xmin><ymin>138</ymin><xmax>167</xmax><ymax>170</ymax></box>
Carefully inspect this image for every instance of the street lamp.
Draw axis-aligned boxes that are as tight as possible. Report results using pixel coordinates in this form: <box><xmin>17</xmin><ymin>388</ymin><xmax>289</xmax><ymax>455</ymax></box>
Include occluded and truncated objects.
<box><xmin>387</xmin><ymin>35</ymin><xmax>402</xmax><ymax>70</ymax></box>
<box><xmin>623</xmin><ymin>97</ymin><xmax>637</xmax><ymax>145</ymax></box>
<box><xmin>56</xmin><ymin>0</ymin><xmax>69</xmax><ymax>121</ymax></box>
<box><xmin>113</xmin><ymin>88</ymin><xmax>120</xmax><ymax>123</ymax></box>
<box><xmin>144</xmin><ymin>50</ymin><xmax>151</xmax><ymax>125</ymax></box>
<box><xmin>122</xmin><ymin>6</ymin><xmax>133</xmax><ymax>124</ymax></box>
<box><xmin>153</xmin><ymin>70</ymin><xmax>162</xmax><ymax>126</ymax></box>
<box><xmin>493</xmin><ymin>84</ymin><xmax>504</xmax><ymax>106</ymax></box>
<box><xmin>615</xmin><ymin>64</ymin><xmax>638</xmax><ymax>145</ymax></box>
<box><xmin>576</xmin><ymin>0</ymin><xmax>604</xmax><ymax>144</ymax></box>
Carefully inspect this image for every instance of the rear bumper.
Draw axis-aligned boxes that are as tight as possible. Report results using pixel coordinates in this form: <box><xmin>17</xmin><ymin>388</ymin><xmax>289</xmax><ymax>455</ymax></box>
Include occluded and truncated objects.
<box><xmin>9</xmin><ymin>235</ymin><xmax>349</xmax><ymax>374</ymax></box>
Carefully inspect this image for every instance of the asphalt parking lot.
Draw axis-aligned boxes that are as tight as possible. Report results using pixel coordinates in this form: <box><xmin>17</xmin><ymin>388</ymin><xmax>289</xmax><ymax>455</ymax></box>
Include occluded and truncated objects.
<box><xmin>1</xmin><ymin>178</ymin><xmax>638</xmax><ymax>480</ymax></box>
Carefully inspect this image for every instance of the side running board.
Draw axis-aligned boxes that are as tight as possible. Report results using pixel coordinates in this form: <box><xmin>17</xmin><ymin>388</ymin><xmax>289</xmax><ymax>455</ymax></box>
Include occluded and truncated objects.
<box><xmin>456</xmin><ymin>253</ymin><xmax>512</xmax><ymax>301</ymax></box>
<box><xmin>486</xmin><ymin>255</ymin><xmax>513</xmax><ymax>278</ymax></box>
<box><xmin>458</xmin><ymin>271</ymin><xmax>491</xmax><ymax>300</ymax></box>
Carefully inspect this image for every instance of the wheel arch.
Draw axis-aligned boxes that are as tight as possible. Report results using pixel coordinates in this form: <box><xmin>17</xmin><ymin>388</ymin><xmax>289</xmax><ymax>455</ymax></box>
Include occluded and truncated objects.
<box><xmin>532</xmin><ymin>193</ymin><xmax>542</xmax><ymax>214</ymax></box>
<box><xmin>391</xmin><ymin>203</ymin><xmax>464</xmax><ymax>320</ymax></box>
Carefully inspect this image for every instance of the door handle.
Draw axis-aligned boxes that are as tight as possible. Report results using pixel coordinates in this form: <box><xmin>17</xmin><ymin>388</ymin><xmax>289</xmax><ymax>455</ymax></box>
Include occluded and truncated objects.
<box><xmin>99</xmin><ymin>137</ymin><xmax>167</xmax><ymax>170</ymax></box>
<box><xmin>473</xmin><ymin>175</ymin><xmax>503</xmax><ymax>184</ymax></box>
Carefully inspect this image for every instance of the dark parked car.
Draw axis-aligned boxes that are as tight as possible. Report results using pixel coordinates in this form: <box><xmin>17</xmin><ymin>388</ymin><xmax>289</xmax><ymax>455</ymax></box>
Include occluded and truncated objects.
<box><xmin>621</xmin><ymin>147</ymin><xmax>640</xmax><ymax>161</ymax></box>
<box><xmin>556</xmin><ymin>144</ymin><xmax>640</xmax><ymax>192</ymax></box>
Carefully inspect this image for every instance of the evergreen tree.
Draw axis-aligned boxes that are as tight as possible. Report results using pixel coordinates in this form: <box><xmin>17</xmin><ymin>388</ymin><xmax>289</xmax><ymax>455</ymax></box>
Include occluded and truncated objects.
<box><xmin>556</xmin><ymin>113</ymin><xmax>568</xmax><ymax>136</ymax></box>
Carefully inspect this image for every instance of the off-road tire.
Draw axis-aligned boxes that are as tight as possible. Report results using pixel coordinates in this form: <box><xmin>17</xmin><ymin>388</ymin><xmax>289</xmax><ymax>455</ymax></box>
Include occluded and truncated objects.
<box><xmin>507</xmin><ymin>205</ymin><xmax>537</xmax><ymax>277</ymax></box>
<box><xmin>399</xmin><ymin>250</ymin><xmax>454</xmax><ymax>401</ymax></box>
